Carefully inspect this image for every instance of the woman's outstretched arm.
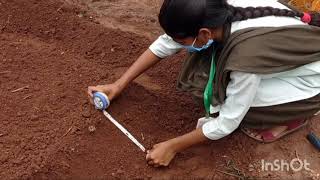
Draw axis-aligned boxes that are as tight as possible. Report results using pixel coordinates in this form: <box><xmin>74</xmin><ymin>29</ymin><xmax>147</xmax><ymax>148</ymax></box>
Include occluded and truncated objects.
<box><xmin>88</xmin><ymin>49</ymin><xmax>161</xmax><ymax>100</ymax></box>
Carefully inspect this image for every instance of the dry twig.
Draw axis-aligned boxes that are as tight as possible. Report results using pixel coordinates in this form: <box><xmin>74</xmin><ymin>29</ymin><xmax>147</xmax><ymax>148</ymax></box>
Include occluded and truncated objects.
<box><xmin>23</xmin><ymin>95</ymin><xmax>32</xmax><ymax>100</ymax></box>
<box><xmin>11</xmin><ymin>86</ymin><xmax>29</xmax><ymax>93</ymax></box>
<box><xmin>216</xmin><ymin>169</ymin><xmax>244</xmax><ymax>179</ymax></box>
<box><xmin>62</xmin><ymin>126</ymin><xmax>73</xmax><ymax>137</ymax></box>
<box><xmin>0</xmin><ymin>133</ymin><xmax>8</xmax><ymax>137</ymax></box>
<box><xmin>0</xmin><ymin>71</ymin><xmax>11</xmax><ymax>74</ymax></box>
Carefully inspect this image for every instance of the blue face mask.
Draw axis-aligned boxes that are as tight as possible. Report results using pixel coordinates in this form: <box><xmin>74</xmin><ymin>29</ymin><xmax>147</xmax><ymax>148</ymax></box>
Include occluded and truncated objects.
<box><xmin>183</xmin><ymin>37</ymin><xmax>215</xmax><ymax>53</ymax></box>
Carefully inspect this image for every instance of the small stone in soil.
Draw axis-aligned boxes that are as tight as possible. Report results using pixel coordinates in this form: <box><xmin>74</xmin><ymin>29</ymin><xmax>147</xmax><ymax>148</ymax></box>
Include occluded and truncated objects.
<box><xmin>116</xmin><ymin>169</ymin><xmax>125</xmax><ymax>175</ymax></box>
<box><xmin>17</xmin><ymin>112</ymin><xmax>24</xmax><ymax>117</ymax></box>
<box><xmin>30</xmin><ymin>115</ymin><xmax>40</xmax><ymax>121</ymax></box>
<box><xmin>88</xmin><ymin>126</ymin><xmax>96</xmax><ymax>133</ymax></box>
<box><xmin>81</xmin><ymin>111</ymin><xmax>91</xmax><ymax>118</ymax></box>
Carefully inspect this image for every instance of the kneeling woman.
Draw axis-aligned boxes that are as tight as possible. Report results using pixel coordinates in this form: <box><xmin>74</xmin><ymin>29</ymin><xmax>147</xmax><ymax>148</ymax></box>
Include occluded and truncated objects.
<box><xmin>88</xmin><ymin>0</ymin><xmax>320</xmax><ymax>167</ymax></box>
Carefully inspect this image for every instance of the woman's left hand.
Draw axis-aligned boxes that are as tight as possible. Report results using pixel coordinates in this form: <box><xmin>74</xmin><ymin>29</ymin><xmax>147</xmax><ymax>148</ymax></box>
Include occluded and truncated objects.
<box><xmin>146</xmin><ymin>129</ymin><xmax>207</xmax><ymax>167</ymax></box>
<box><xmin>146</xmin><ymin>141</ymin><xmax>177</xmax><ymax>167</ymax></box>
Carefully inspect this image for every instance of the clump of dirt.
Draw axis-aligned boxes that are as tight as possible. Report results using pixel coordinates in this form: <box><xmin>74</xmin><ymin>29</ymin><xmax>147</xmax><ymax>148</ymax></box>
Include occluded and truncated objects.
<box><xmin>0</xmin><ymin>0</ymin><xmax>319</xmax><ymax>179</ymax></box>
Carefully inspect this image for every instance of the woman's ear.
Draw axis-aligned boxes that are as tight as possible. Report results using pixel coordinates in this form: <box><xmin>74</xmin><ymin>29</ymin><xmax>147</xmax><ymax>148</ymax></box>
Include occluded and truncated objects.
<box><xmin>197</xmin><ymin>28</ymin><xmax>214</xmax><ymax>44</ymax></box>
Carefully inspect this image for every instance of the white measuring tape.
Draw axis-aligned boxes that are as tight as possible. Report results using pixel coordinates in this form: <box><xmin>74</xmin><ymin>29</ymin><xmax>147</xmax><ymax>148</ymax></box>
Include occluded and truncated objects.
<box><xmin>93</xmin><ymin>92</ymin><xmax>146</xmax><ymax>153</ymax></box>
<box><xmin>102</xmin><ymin>110</ymin><xmax>146</xmax><ymax>152</ymax></box>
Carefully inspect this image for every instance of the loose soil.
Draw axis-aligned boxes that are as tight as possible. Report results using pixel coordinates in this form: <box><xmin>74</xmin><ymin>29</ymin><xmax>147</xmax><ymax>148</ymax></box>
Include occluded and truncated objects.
<box><xmin>0</xmin><ymin>0</ymin><xmax>319</xmax><ymax>179</ymax></box>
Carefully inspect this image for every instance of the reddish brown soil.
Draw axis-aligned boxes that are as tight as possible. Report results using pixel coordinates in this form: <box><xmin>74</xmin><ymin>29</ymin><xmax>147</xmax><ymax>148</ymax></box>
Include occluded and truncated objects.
<box><xmin>0</xmin><ymin>0</ymin><xmax>319</xmax><ymax>179</ymax></box>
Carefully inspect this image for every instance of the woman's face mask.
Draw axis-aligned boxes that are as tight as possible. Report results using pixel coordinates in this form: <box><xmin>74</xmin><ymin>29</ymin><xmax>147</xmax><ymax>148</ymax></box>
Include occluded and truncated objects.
<box><xmin>182</xmin><ymin>37</ymin><xmax>215</xmax><ymax>52</ymax></box>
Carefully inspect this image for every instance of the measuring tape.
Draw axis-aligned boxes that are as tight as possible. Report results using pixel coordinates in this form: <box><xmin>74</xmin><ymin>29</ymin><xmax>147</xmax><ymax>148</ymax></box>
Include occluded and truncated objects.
<box><xmin>307</xmin><ymin>132</ymin><xmax>320</xmax><ymax>151</ymax></box>
<box><xmin>92</xmin><ymin>92</ymin><xmax>146</xmax><ymax>152</ymax></box>
<box><xmin>93</xmin><ymin>92</ymin><xmax>110</xmax><ymax>110</ymax></box>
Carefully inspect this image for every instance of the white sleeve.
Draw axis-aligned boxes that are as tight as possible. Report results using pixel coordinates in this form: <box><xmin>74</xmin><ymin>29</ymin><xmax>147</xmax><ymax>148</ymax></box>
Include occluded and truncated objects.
<box><xmin>149</xmin><ymin>34</ymin><xmax>183</xmax><ymax>59</ymax></box>
<box><xmin>200</xmin><ymin>72</ymin><xmax>261</xmax><ymax>140</ymax></box>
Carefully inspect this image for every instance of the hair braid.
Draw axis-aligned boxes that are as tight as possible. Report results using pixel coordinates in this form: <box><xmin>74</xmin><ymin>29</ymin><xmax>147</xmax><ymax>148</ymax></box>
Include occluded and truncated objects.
<box><xmin>228</xmin><ymin>5</ymin><xmax>320</xmax><ymax>27</ymax></box>
<box><xmin>158</xmin><ymin>0</ymin><xmax>320</xmax><ymax>39</ymax></box>
<box><xmin>229</xmin><ymin>6</ymin><xmax>302</xmax><ymax>22</ymax></box>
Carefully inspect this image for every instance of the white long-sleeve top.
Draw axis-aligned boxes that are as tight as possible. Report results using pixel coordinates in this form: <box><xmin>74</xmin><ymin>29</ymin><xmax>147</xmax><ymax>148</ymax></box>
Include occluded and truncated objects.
<box><xmin>149</xmin><ymin>0</ymin><xmax>320</xmax><ymax>140</ymax></box>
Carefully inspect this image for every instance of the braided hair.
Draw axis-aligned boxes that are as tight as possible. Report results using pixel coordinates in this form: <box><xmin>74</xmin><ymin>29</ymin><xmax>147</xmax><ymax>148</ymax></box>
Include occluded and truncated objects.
<box><xmin>229</xmin><ymin>6</ymin><xmax>319</xmax><ymax>25</ymax></box>
<box><xmin>159</xmin><ymin>0</ymin><xmax>320</xmax><ymax>39</ymax></box>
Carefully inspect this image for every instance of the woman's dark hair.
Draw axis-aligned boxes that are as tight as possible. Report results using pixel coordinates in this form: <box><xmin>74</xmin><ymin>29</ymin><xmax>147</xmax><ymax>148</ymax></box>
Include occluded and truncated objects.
<box><xmin>159</xmin><ymin>0</ymin><xmax>320</xmax><ymax>39</ymax></box>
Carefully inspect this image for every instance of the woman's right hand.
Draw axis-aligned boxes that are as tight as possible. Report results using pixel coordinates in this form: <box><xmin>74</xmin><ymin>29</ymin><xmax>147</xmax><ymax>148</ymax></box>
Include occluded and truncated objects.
<box><xmin>87</xmin><ymin>83</ymin><xmax>123</xmax><ymax>104</ymax></box>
